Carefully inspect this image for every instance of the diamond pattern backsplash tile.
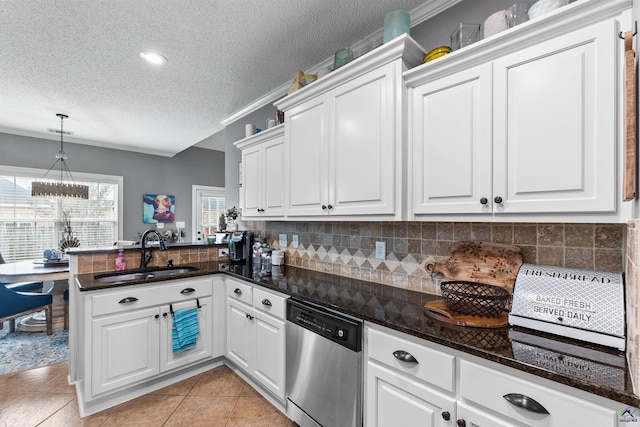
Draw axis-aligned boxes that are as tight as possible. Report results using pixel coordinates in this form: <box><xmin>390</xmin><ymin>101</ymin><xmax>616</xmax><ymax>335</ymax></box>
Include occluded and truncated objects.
<box><xmin>243</xmin><ymin>221</ymin><xmax>626</xmax><ymax>296</ymax></box>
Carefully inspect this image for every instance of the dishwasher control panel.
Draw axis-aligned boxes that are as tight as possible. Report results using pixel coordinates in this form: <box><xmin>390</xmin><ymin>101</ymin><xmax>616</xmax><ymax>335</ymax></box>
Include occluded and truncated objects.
<box><xmin>287</xmin><ymin>298</ymin><xmax>362</xmax><ymax>351</ymax></box>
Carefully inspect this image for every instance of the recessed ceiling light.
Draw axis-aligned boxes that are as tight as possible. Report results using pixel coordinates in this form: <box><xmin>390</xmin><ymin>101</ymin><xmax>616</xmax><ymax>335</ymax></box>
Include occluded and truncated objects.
<box><xmin>140</xmin><ymin>51</ymin><xmax>168</xmax><ymax>65</ymax></box>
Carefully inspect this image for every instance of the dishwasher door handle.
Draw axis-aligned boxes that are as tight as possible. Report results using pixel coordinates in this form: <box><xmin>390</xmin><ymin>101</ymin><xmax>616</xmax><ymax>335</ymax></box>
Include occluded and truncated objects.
<box><xmin>393</xmin><ymin>350</ymin><xmax>419</xmax><ymax>364</ymax></box>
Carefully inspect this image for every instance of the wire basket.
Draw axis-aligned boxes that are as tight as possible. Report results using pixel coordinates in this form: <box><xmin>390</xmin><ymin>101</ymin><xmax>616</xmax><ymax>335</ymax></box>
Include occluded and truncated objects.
<box><xmin>441</xmin><ymin>281</ymin><xmax>511</xmax><ymax>318</ymax></box>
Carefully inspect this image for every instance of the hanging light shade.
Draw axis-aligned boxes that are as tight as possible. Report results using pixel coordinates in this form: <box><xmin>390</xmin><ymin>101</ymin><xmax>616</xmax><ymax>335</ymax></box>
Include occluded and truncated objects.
<box><xmin>31</xmin><ymin>113</ymin><xmax>89</xmax><ymax>199</ymax></box>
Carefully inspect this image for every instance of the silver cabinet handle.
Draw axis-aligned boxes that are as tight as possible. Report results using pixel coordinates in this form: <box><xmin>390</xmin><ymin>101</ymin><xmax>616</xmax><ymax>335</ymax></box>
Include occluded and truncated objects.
<box><xmin>262</xmin><ymin>298</ymin><xmax>272</xmax><ymax>306</ymax></box>
<box><xmin>234</xmin><ymin>288</ymin><xmax>242</xmax><ymax>295</ymax></box>
<box><xmin>503</xmin><ymin>394</ymin><xmax>550</xmax><ymax>414</ymax></box>
<box><xmin>393</xmin><ymin>350</ymin><xmax>419</xmax><ymax>364</ymax></box>
<box><xmin>180</xmin><ymin>287</ymin><xmax>195</xmax><ymax>294</ymax></box>
<box><xmin>118</xmin><ymin>297</ymin><xmax>138</xmax><ymax>304</ymax></box>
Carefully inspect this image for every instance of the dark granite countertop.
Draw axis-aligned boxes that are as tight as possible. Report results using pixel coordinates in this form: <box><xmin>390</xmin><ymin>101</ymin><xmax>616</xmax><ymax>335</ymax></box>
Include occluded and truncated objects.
<box><xmin>74</xmin><ymin>261</ymin><xmax>639</xmax><ymax>407</ymax></box>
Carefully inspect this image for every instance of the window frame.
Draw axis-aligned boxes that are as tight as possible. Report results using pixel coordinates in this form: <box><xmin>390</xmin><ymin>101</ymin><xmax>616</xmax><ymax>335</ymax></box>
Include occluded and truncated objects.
<box><xmin>191</xmin><ymin>185</ymin><xmax>225</xmax><ymax>241</ymax></box>
<box><xmin>0</xmin><ymin>165</ymin><xmax>124</xmax><ymax>260</ymax></box>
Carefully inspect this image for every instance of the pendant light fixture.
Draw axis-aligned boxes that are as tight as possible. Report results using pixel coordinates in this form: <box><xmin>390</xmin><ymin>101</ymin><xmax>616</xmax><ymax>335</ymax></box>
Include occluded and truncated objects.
<box><xmin>31</xmin><ymin>113</ymin><xmax>89</xmax><ymax>199</ymax></box>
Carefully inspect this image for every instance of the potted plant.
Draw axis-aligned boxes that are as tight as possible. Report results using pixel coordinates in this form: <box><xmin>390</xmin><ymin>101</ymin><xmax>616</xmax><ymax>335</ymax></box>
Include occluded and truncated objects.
<box><xmin>225</xmin><ymin>206</ymin><xmax>240</xmax><ymax>231</ymax></box>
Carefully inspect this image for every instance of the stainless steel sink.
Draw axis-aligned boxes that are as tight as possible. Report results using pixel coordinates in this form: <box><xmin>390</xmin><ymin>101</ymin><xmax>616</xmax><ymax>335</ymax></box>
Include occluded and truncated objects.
<box><xmin>94</xmin><ymin>266</ymin><xmax>199</xmax><ymax>283</ymax></box>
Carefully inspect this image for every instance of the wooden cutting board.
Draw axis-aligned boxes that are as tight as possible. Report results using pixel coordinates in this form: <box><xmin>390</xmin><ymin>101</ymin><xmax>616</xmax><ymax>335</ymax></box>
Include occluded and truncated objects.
<box><xmin>423</xmin><ymin>300</ymin><xmax>508</xmax><ymax>328</ymax></box>
<box><xmin>425</xmin><ymin>241</ymin><xmax>523</xmax><ymax>293</ymax></box>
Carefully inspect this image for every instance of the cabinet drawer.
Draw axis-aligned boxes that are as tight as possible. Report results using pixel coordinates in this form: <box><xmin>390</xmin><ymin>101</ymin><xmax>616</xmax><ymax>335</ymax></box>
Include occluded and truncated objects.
<box><xmin>253</xmin><ymin>287</ymin><xmax>288</xmax><ymax>320</ymax></box>
<box><xmin>367</xmin><ymin>326</ymin><xmax>455</xmax><ymax>392</ymax></box>
<box><xmin>92</xmin><ymin>278</ymin><xmax>213</xmax><ymax>317</ymax></box>
<box><xmin>459</xmin><ymin>360</ymin><xmax>617</xmax><ymax>426</ymax></box>
<box><xmin>227</xmin><ymin>279</ymin><xmax>253</xmax><ymax>305</ymax></box>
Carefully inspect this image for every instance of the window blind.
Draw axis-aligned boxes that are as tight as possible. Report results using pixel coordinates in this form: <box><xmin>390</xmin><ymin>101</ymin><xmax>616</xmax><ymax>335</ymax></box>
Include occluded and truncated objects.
<box><xmin>0</xmin><ymin>170</ymin><xmax>119</xmax><ymax>262</ymax></box>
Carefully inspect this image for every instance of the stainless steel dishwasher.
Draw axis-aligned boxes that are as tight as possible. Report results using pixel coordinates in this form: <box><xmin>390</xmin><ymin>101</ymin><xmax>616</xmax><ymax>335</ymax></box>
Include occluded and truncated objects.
<box><xmin>286</xmin><ymin>298</ymin><xmax>363</xmax><ymax>427</ymax></box>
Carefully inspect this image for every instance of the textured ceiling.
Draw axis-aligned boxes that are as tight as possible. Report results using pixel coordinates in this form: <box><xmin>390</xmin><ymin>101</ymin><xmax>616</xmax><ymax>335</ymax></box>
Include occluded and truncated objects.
<box><xmin>0</xmin><ymin>0</ymin><xmax>428</xmax><ymax>156</ymax></box>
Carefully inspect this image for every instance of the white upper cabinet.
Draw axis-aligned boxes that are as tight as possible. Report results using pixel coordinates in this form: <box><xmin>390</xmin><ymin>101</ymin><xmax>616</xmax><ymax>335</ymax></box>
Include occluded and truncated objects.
<box><xmin>235</xmin><ymin>125</ymin><xmax>286</xmax><ymax>219</ymax></box>
<box><xmin>405</xmin><ymin>0</ymin><xmax>632</xmax><ymax>223</ymax></box>
<box><xmin>276</xmin><ymin>35</ymin><xmax>425</xmax><ymax>220</ymax></box>
<box><xmin>410</xmin><ymin>62</ymin><xmax>493</xmax><ymax>215</ymax></box>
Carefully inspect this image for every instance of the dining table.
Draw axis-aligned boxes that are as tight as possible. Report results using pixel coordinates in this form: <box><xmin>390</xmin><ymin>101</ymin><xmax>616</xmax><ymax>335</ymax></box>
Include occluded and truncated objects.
<box><xmin>0</xmin><ymin>259</ymin><xmax>69</xmax><ymax>283</ymax></box>
<box><xmin>0</xmin><ymin>259</ymin><xmax>70</xmax><ymax>332</ymax></box>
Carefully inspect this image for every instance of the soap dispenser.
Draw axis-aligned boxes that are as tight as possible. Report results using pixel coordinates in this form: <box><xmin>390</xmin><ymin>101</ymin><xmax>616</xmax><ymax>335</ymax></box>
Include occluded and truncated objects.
<box><xmin>115</xmin><ymin>249</ymin><xmax>127</xmax><ymax>271</ymax></box>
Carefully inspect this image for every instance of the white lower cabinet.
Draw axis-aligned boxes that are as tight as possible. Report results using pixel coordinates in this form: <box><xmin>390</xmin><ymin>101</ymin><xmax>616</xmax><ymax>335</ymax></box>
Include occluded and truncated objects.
<box><xmin>367</xmin><ymin>360</ymin><xmax>456</xmax><ymax>426</ymax></box>
<box><xmin>88</xmin><ymin>277</ymin><xmax>217</xmax><ymax>399</ymax></box>
<box><xmin>225</xmin><ymin>278</ymin><xmax>288</xmax><ymax>400</ymax></box>
<box><xmin>365</xmin><ymin>323</ymin><xmax>622</xmax><ymax>427</ymax></box>
<box><xmin>458</xmin><ymin>360</ymin><xmax>618</xmax><ymax>427</ymax></box>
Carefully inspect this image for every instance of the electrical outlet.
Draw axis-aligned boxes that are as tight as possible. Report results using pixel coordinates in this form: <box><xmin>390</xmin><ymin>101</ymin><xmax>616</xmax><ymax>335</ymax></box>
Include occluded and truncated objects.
<box><xmin>156</xmin><ymin>222</ymin><xmax>164</xmax><ymax>229</ymax></box>
<box><xmin>175</xmin><ymin>221</ymin><xmax>185</xmax><ymax>229</ymax></box>
<box><xmin>279</xmin><ymin>233</ymin><xmax>287</xmax><ymax>248</ymax></box>
<box><xmin>218</xmin><ymin>248</ymin><xmax>228</xmax><ymax>257</ymax></box>
<box><xmin>292</xmin><ymin>235</ymin><xmax>299</xmax><ymax>249</ymax></box>
<box><xmin>375</xmin><ymin>241</ymin><xmax>386</xmax><ymax>260</ymax></box>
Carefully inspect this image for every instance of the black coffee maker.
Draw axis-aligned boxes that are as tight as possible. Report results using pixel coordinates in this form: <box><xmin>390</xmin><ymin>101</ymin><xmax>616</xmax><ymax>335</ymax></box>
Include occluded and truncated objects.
<box><xmin>228</xmin><ymin>231</ymin><xmax>254</xmax><ymax>262</ymax></box>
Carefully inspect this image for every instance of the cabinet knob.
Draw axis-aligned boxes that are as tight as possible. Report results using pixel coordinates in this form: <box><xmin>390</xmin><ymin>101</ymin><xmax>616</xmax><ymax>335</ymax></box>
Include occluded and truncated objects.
<box><xmin>321</xmin><ymin>205</ymin><xmax>327</xmax><ymax>210</ymax></box>
<box><xmin>457</xmin><ymin>420</ymin><xmax>466</xmax><ymax>427</ymax></box>
<box><xmin>257</xmin><ymin>208</ymin><xmax>265</xmax><ymax>213</ymax></box>
<box><xmin>234</xmin><ymin>288</ymin><xmax>242</xmax><ymax>295</ymax></box>
<box><xmin>154</xmin><ymin>314</ymin><xmax>160</xmax><ymax>319</ymax></box>
<box><xmin>118</xmin><ymin>297</ymin><xmax>138</xmax><ymax>304</ymax></box>
<box><xmin>245</xmin><ymin>313</ymin><xmax>254</xmax><ymax>320</ymax></box>
<box><xmin>494</xmin><ymin>196</ymin><xmax>503</xmax><ymax>204</ymax></box>
<box><xmin>503</xmin><ymin>393</ymin><xmax>550</xmax><ymax>414</ymax></box>
<box><xmin>180</xmin><ymin>288</ymin><xmax>195</xmax><ymax>294</ymax></box>
<box><xmin>480</xmin><ymin>197</ymin><xmax>488</xmax><ymax>205</ymax></box>
<box><xmin>442</xmin><ymin>411</ymin><xmax>451</xmax><ymax>421</ymax></box>
<box><xmin>262</xmin><ymin>298</ymin><xmax>272</xmax><ymax>306</ymax></box>
<box><xmin>393</xmin><ymin>350</ymin><xmax>419</xmax><ymax>364</ymax></box>
<box><xmin>327</xmin><ymin>204</ymin><xmax>333</xmax><ymax>210</ymax></box>
<box><xmin>163</xmin><ymin>312</ymin><xmax>168</xmax><ymax>317</ymax></box>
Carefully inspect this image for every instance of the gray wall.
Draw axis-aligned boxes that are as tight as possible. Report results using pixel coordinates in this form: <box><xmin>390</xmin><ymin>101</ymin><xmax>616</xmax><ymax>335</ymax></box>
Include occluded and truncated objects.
<box><xmin>0</xmin><ymin>132</ymin><xmax>225</xmax><ymax>241</ymax></box>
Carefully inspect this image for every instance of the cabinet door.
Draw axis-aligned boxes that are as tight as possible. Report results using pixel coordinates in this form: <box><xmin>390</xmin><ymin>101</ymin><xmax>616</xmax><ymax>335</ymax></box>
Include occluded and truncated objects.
<box><xmin>242</xmin><ymin>144</ymin><xmax>262</xmax><ymax>216</ymax></box>
<box><xmin>410</xmin><ymin>63</ymin><xmax>493</xmax><ymax>215</ymax></box>
<box><xmin>328</xmin><ymin>62</ymin><xmax>398</xmax><ymax>216</ymax></box>
<box><xmin>91</xmin><ymin>307</ymin><xmax>160</xmax><ymax>396</ymax></box>
<box><xmin>493</xmin><ymin>18</ymin><xmax>616</xmax><ymax>214</ymax></box>
<box><xmin>159</xmin><ymin>297</ymin><xmax>213</xmax><ymax>373</ymax></box>
<box><xmin>262</xmin><ymin>137</ymin><xmax>285</xmax><ymax>216</ymax></box>
<box><xmin>226</xmin><ymin>298</ymin><xmax>252</xmax><ymax>371</ymax></box>
<box><xmin>366</xmin><ymin>361</ymin><xmax>456</xmax><ymax>427</ymax></box>
<box><xmin>253</xmin><ymin>312</ymin><xmax>286</xmax><ymax>400</ymax></box>
<box><xmin>287</xmin><ymin>96</ymin><xmax>328</xmax><ymax>216</ymax></box>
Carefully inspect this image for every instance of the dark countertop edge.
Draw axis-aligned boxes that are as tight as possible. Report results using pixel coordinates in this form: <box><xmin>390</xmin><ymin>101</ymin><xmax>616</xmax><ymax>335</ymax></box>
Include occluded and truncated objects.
<box><xmin>74</xmin><ymin>265</ymin><xmax>640</xmax><ymax>407</ymax></box>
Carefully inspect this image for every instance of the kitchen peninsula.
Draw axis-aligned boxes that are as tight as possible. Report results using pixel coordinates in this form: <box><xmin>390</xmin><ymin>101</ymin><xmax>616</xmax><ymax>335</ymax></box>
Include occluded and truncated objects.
<box><xmin>66</xmin><ymin>242</ymin><xmax>638</xmax><ymax>424</ymax></box>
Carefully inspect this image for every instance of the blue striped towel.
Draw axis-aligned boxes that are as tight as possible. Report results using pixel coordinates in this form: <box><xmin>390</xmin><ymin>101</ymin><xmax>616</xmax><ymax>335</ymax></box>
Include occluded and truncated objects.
<box><xmin>172</xmin><ymin>308</ymin><xmax>199</xmax><ymax>353</ymax></box>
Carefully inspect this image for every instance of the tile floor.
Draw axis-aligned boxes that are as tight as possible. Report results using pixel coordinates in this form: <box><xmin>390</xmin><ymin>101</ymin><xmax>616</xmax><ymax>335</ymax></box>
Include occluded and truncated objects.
<box><xmin>0</xmin><ymin>362</ymin><xmax>296</xmax><ymax>426</ymax></box>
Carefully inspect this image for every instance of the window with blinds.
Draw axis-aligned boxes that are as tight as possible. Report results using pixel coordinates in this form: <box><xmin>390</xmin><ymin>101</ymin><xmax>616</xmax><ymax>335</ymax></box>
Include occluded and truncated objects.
<box><xmin>193</xmin><ymin>185</ymin><xmax>225</xmax><ymax>239</ymax></box>
<box><xmin>0</xmin><ymin>166</ymin><xmax>121</xmax><ymax>262</ymax></box>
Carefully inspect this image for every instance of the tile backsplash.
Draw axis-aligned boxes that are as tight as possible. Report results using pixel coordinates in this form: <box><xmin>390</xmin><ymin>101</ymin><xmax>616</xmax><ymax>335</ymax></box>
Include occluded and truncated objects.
<box><xmin>626</xmin><ymin>219</ymin><xmax>640</xmax><ymax>395</ymax></box>
<box><xmin>244</xmin><ymin>221</ymin><xmax>625</xmax><ymax>294</ymax></box>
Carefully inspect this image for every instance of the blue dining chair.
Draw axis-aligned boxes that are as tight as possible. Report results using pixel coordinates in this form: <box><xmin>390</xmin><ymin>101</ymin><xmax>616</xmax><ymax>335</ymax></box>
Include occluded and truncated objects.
<box><xmin>0</xmin><ymin>252</ymin><xmax>51</xmax><ymax>334</ymax></box>
<box><xmin>0</xmin><ymin>283</ymin><xmax>53</xmax><ymax>335</ymax></box>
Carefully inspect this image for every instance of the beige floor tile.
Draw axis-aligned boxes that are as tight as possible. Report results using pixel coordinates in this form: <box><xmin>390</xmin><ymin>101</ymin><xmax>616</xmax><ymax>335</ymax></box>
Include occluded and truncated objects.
<box><xmin>226</xmin><ymin>396</ymin><xmax>292</xmax><ymax>427</ymax></box>
<box><xmin>239</xmin><ymin>383</ymin><xmax>260</xmax><ymax>397</ymax></box>
<box><xmin>38</xmin><ymin>398</ymin><xmax>116</xmax><ymax>427</ymax></box>
<box><xmin>0</xmin><ymin>392</ymin><xmax>75</xmax><ymax>427</ymax></box>
<box><xmin>100</xmin><ymin>394</ymin><xmax>185</xmax><ymax>426</ymax></box>
<box><xmin>163</xmin><ymin>395</ymin><xmax>237</xmax><ymax>427</ymax></box>
<box><xmin>151</xmin><ymin>374</ymin><xmax>201</xmax><ymax>396</ymax></box>
<box><xmin>189</xmin><ymin>365</ymin><xmax>244</xmax><ymax>397</ymax></box>
<box><xmin>0</xmin><ymin>363</ymin><xmax>68</xmax><ymax>393</ymax></box>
